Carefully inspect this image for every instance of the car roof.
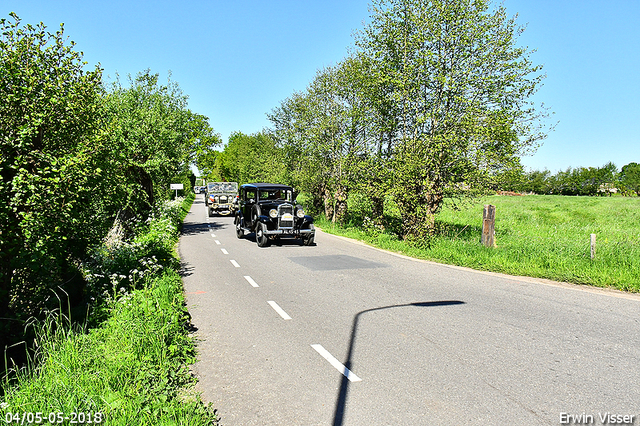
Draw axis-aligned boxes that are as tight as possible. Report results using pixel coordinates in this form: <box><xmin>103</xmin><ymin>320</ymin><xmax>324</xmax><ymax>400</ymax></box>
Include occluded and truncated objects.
<box><xmin>241</xmin><ymin>183</ymin><xmax>292</xmax><ymax>190</ymax></box>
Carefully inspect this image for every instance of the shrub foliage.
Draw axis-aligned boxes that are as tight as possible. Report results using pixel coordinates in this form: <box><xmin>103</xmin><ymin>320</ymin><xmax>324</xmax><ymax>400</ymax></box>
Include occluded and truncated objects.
<box><xmin>0</xmin><ymin>13</ymin><xmax>219</xmax><ymax>361</ymax></box>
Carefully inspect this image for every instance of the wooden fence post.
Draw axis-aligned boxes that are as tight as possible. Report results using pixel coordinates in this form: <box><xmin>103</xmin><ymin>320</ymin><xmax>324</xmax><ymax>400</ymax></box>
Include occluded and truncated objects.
<box><xmin>482</xmin><ymin>204</ymin><xmax>496</xmax><ymax>248</ymax></box>
<box><xmin>590</xmin><ymin>234</ymin><xmax>596</xmax><ymax>260</ymax></box>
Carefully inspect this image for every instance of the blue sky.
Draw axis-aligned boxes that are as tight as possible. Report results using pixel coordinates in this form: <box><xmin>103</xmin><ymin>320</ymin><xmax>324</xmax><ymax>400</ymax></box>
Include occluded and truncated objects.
<box><xmin>4</xmin><ymin>0</ymin><xmax>639</xmax><ymax>173</ymax></box>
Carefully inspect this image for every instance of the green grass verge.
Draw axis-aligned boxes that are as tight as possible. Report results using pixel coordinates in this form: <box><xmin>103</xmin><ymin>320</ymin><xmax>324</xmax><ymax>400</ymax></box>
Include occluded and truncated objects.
<box><xmin>1</xmin><ymin>193</ymin><xmax>218</xmax><ymax>424</ymax></box>
<box><xmin>179</xmin><ymin>192</ymin><xmax>195</xmax><ymax>223</ymax></box>
<box><xmin>1</xmin><ymin>272</ymin><xmax>216</xmax><ymax>425</ymax></box>
<box><xmin>318</xmin><ymin>195</ymin><xmax>640</xmax><ymax>292</ymax></box>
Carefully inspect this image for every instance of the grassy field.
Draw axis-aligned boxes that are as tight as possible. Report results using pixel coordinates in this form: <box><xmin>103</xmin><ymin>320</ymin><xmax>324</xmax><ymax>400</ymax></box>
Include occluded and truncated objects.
<box><xmin>317</xmin><ymin>195</ymin><xmax>640</xmax><ymax>292</ymax></box>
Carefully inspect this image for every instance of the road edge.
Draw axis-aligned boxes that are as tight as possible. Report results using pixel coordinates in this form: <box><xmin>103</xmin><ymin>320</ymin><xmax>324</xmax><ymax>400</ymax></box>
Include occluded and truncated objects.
<box><xmin>315</xmin><ymin>227</ymin><xmax>640</xmax><ymax>302</ymax></box>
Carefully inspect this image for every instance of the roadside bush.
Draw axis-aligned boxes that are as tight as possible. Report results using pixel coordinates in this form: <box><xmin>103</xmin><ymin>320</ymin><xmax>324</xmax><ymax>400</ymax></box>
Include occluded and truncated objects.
<box><xmin>81</xmin><ymin>198</ymin><xmax>187</xmax><ymax>320</ymax></box>
<box><xmin>1</xmin><ymin>192</ymin><xmax>217</xmax><ymax>424</ymax></box>
<box><xmin>0</xmin><ymin>12</ymin><xmax>106</xmax><ymax>355</ymax></box>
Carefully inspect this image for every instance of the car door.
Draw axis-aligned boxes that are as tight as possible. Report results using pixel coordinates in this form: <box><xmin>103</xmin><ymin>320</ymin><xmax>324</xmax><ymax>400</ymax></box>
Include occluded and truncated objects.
<box><xmin>241</xmin><ymin>188</ymin><xmax>256</xmax><ymax>227</ymax></box>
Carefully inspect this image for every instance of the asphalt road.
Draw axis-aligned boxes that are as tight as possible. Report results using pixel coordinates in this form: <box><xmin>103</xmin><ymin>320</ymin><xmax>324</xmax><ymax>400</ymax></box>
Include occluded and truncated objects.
<box><xmin>179</xmin><ymin>195</ymin><xmax>640</xmax><ymax>426</ymax></box>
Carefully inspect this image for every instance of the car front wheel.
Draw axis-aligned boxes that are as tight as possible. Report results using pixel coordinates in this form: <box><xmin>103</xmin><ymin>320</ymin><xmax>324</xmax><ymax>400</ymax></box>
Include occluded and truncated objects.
<box><xmin>256</xmin><ymin>223</ymin><xmax>269</xmax><ymax>247</ymax></box>
<box><xmin>236</xmin><ymin>219</ymin><xmax>244</xmax><ymax>239</ymax></box>
<box><xmin>303</xmin><ymin>233</ymin><xmax>315</xmax><ymax>246</ymax></box>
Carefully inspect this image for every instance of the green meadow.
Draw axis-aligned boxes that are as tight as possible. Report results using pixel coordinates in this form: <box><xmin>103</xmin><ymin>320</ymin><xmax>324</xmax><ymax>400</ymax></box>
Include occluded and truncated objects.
<box><xmin>317</xmin><ymin>195</ymin><xmax>640</xmax><ymax>292</ymax></box>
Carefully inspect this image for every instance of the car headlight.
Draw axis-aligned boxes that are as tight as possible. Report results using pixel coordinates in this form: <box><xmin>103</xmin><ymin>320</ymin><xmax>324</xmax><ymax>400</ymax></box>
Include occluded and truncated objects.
<box><xmin>269</xmin><ymin>209</ymin><xmax>278</xmax><ymax>218</ymax></box>
<box><xmin>296</xmin><ymin>209</ymin><xmax>305</xmax><ymax>218</ymax></box>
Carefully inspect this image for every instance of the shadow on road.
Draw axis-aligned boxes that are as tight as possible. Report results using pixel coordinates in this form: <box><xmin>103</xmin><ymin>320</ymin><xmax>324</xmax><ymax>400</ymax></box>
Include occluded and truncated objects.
<box><xmin>181</xmin><ymin>220</ymin><xmax>228</xmax><ymax>236</ymax></box>
<box><xmin>237</xmin><ymin>235</ymin><xmax>317</xmax><ymax>247</ymax></box>
<box><xmin>269</xmin><ymin>237</ymin><xmax>313</xmax><ymax>247</ymax></box>
<box><xmin>181</xmin><ymin>222</ymin><xmax>213</xmax><ymax>236</ymax></box>
<box><xmin>179</xmin><ymin>261</ymin><xmax>195</xmax><ymax>278</ymax></box>
<box><xmin>333</xmin><ymin>300</ymin><xmax>466</xmax><ymax>426</ymax></box>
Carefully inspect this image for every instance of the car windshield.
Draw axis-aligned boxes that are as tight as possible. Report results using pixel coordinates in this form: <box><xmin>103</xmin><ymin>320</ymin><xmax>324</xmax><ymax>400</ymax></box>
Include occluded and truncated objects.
<box><xmin>222</xmin><ymin>182</ymin><xmax>238</xmax><ymax>192</ymax></box>
<box><xmin>208</xmin><ymin>182</ymin><xmax>237</xmax><ymax>193</ymax></box>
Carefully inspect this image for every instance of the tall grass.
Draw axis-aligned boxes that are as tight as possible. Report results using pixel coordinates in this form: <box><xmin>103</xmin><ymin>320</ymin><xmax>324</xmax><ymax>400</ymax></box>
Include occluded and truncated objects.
<box><xmin>319</xmin><ymin>195</ymin><xmax>640</xmax><ymax>292</ymax></box>
<box><xmin>1</xmin><ymin>272</ymin><xmax>216</xmax><ymax>425</ymax></box>
<box><xmin>1</xmin><ymin>193</ymin><xmax>219</xmax><ymax>424</ymax></box>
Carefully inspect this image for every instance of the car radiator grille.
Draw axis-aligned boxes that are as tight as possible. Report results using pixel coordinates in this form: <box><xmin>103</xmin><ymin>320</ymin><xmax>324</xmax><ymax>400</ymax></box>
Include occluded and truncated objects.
<box><xmin>278</xmin><ymin>204</ymin><xmax>294</xmax><ymax>229</ymax></box>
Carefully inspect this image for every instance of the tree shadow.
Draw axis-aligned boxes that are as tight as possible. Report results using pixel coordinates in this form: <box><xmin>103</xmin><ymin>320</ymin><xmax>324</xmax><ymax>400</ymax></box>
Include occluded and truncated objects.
<box><xmin>179</xmin><ymin>262</ymin><xmax>195</xmax><ymax>278</ymax></box>
<box><xmin>333</xmin><ymin>300</ymin><xmax>466</xmax><ymax>426</ymax></box>
<box><xmin>181</xmin><ymin>220</ymin><xmax>227</xmax><ymax>236</ymax></box>
<box><xmin>180</xmin><ymin>222</ymin><xmax>212</xmax><ymax>236</ymax></box>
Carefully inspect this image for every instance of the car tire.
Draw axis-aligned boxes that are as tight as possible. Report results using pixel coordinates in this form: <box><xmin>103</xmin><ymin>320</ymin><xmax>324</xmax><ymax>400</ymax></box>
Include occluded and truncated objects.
<box><xmin>256</xmin><ymin>223</ymin><xmax>269</xmax><ymax>247</ymax></box>
<box><xmin>303</xmin><ymin>233</ymin><xmax>315</xmax><ymax>246</ymax></box>
<box><xmin>236</xmin><ymin>220</ymin><xmax>244</xmax><ymax>239</ymax></box>
<box><xmin>208</xmin><ymin>208</ymin><xmax>214</xmax><ymax>217</ymax></box>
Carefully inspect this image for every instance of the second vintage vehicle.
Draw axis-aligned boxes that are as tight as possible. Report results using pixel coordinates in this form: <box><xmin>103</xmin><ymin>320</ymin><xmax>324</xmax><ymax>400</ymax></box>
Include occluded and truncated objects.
<box><xmin>205</xmin><ymin>182</ymin><xmax>238</xmax><ymax>217</ymax></box>
<box><xmin>235</xmin><ymin>183</ymin><xmax>315</xmax><ymax>247</ymax></box>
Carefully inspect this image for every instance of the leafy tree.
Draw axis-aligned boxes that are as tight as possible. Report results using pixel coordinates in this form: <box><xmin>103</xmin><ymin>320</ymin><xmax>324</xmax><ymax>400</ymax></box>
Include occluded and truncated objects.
<box><xmin>489</xmin><ymin>162</ymin><xmax>529</xmax><ymax>193</ymax></box>
<box><xmin>269</xmin><ymin>90</ymin><xmax>331</xmax><ymax>215</ymax></box>
<box><xmin>537</xmin><ymin>162</ymin><xmax>618</xmax><ymax>196</ymax></box>
<box><xmin>270</xmin><ymin>57</ymin><xmax>381</xmax><ymax>222</ymax></box>
<box><xmin>0</xmin><ymin>13</ymin><xmax>223</xmax><ymax>367</ymax></box>
<box><xmin>354</xmin><ymin>0</ymin><xmax>549</xmax><ymax>242</ymax></box>
<box><xmin>330</xmin><ymin>54</ymin><xmax>392</xmax><ymax>223</ymax></box>
<box><xmin>593</xmin><ymin>162</ymin><xmax>618</xmax><ymax>196</ymax></box>
<box><xmin>523</xmin><ymin>169</ymin><xmax>551</xmax><ymax>194</ymax></box>
<box><xmin>207</xmin><ymin>131</ymin><xmax>284</xmax><ymax>184</ymax></box>
<box><xmin>620</xmin><ymin>162</ymin><xmax>640</xmax><ymax>196</ymax></box>
<box><xmin>103</xmin><ymin>70</ymin><xmax>220</xmax><ymax>218</ymax></box>
<box><xmin>0</xmin><ymin>13</ymin><xmax>105</xmax><ymax>339</ymax></box>
<box><xmin>195</xmin><ymin>149</ymin><xmax>224</xmax><ymax>182</ymax></box>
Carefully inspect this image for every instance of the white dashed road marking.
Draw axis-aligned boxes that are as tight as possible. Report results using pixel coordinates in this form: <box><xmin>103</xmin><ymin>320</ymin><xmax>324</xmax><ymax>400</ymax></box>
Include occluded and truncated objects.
<box><xmin>230</xmin><ymin>260</ymin><xmax>240</xmax><ymax>268</ymax></box>
<box><xmin>267</xmin><ymin>301</ymin><xmax>292</xmax><ymax>320</ymax></box>
<box><xmin>243</xmin><ymin>276</ymin><xmax>259</xmax><ymax>288</ymax></box>
<box><xmin>311</xmin><ymin>344</ymin><xmax>362</xmax><ymax>382</ymax></box>
<box><xmin>221</xmin><ymin>248</ymin><xmax>228</xmax><ymax>255</ymax></box>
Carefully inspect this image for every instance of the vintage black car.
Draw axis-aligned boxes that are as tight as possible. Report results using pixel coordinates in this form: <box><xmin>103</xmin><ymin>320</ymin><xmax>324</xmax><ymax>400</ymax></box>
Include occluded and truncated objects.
<box><xmin>235</xmin><ymin>183</ymin><xmax>315</xmax><ymax>247</ymax></box>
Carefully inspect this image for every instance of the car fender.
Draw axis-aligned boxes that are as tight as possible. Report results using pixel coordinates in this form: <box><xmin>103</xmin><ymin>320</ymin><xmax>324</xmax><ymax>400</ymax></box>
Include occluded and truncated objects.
<box><xmin>257</xmin><ymin>215</ymin><xmax>271</xmax><ymax>225</ymax></box>
<box><xmin>297</xmin><ymin>215</ymin><xmax>314</xmax><ymax>228</ymax></box>
<box><xmin>249</xmin><ymin>205</ymin><xmax>263</xmax><ymax>230</ymax></box>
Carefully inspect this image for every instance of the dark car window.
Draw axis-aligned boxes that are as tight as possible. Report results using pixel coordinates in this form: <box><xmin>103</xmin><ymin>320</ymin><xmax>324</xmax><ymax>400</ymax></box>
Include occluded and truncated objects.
<box><xmin>254</xmin><ymin>188</ymin><xmax>293</xmax><ymax>201</ymax></box>
<box><xmin>260</xmin><ymin>190</ymin><xmax>278</xmax><ymax>200</ymax></box>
